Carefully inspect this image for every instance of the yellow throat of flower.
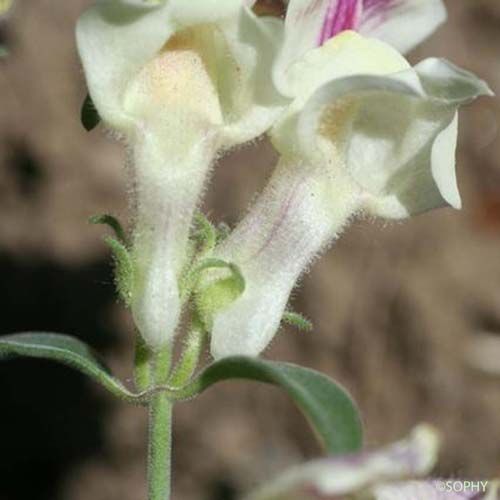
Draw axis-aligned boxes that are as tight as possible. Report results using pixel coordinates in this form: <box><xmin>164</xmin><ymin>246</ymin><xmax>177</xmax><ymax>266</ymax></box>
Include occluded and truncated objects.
<box><xmin>124</xmin><ymin>26</ymin><xmax>223</xmax><ymax>153</ymax></box>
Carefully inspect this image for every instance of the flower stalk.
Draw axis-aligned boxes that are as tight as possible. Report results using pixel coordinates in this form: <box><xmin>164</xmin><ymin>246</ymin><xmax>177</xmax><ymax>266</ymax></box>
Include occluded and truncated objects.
<box><xmin>148</xmin><ymin>392</ymin><xmax>173</xmax><ymax>500</ymax></box>
<box><xmin>147</xmin><ymin>345</ymin><xmax>174</xmax><ymax>500</ymax></box>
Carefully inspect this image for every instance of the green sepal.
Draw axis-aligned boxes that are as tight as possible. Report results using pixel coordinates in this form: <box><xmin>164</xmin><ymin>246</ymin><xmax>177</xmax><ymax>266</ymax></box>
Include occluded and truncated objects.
<box><xmin>175</xmin><ymin>356</ymin><xmax>363</xmax><ymax>454</ymax></box>
<box><xmin>0</xmin><ymin>45</ymin><xmax>8</xmax><ymax>59</ymax></box>
<box><xmin>0</xmin><ymin>332</ymin><xmax>142</xmax><ymax>404</ymax></box>
<box><xmin>103</xmin><ymin>235</ymin><xmax>133</xmax><ymax>305</ymax></box>
<box><xmin>181</xmin><ymin>257</ymin><xmax>243</xmax><ymax>299</ymax></box>
<box><xmin>89</xmin><ymin>213</ymin><xmax>128</xmax><ymax>245</ymax></box>
<box><xmin>282</xmin><ymin>311</ymin><xmax>313</xmax><ymax>332</ymax></box>
<box><xmin>191</xmin><ymin>259</ymin><xmax>245</xmax><ymax>329</ymax></box>
<box><xmin>81</xmin><ymin>93</ymin><xmax>101</xmax><ymax>132</ymax></box>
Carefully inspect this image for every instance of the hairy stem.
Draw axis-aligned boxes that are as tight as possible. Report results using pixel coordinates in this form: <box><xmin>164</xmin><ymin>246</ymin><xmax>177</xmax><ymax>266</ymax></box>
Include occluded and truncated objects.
<box><xmin>147</xmin><ymin>346</ymin><xmax>173</xmax><ymax>500</ymax></box>
<box><xmin>148</xmin><ymin>392</ymin><xmax>173</xmax><ymax>500</ymax></box>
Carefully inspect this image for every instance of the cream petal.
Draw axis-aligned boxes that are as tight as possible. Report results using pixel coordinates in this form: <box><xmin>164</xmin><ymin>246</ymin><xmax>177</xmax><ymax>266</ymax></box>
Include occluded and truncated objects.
<box><xmin>76</xmin><ymin>0</ymin><xmax>175</xmax><ymax>131</ymax></box>
<box><xmin>244</xmin><ymin>425</ymin><xmax>440</xmax><ymax>500</ymax></box>
<box><xmin>218</xmin><ymin>8</ymin><xmax>287</xmax><ymax>147</ymax></box>
<box><xmin>210</xmin><ymin>160</ymin><xmax>359</xmax><ymax>359</ymax></box>
<box><xmin>359</xmin><ymin>0</ymin><xmax>447</xmax><ymax>55</ymax></box>
<box><xmin>292</xmin><ymin>59</ymin><xmax>491</xmax><ymax>219</ymax></box>
<box><xmin>129</xmin><ymin>129</ymin><xmax>219</xmax><ymax>348</ymax></box>
<box><xmin>284</xmin><ymin>31</ymin><xmax>410</xmax><ymax>101</ymax></box>
<box><xmin>77</xmin><ymin>1</ymin><xmax>282</xmax><ymax>141</ymax></box>
<box><xmin>272</xmin><ymin>0</ymin><xmax>332</xmax><ymax>95</ymax></box>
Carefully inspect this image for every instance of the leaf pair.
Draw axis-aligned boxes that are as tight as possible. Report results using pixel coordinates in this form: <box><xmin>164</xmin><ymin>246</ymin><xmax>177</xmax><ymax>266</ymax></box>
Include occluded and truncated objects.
<box><xmin>0</xmin><ymin>332</ymin><xmax>362</xmax><ymax>455</ymax></box>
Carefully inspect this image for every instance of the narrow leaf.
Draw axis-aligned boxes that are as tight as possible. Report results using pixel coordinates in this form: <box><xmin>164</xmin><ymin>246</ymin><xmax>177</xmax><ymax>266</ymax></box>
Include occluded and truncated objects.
<box><xmin>0</xmin><ymin>332</ymin><xmax>141</xmax><ymax>403</ymax></box>
<box><xmin>176</xmin><ymin>356</ymin><xmax>363</xmax><ymax>454</ymax></box>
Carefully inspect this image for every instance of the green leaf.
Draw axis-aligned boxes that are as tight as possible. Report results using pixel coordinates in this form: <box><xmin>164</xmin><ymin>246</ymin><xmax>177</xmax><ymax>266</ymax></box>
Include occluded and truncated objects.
<box><xmin>0</xmin><ymin>332</ymin><xmax>142</xmax><ymax>403</ymax></box>
<box><xmin>81</xmin><ymin>93</ymin><xmax>101</xmax><ymax>131</ymax></box>
<box><xmin>176</xmin><ymin>356</ymin><xmax>363</xmax><ymax>454</ymax></box>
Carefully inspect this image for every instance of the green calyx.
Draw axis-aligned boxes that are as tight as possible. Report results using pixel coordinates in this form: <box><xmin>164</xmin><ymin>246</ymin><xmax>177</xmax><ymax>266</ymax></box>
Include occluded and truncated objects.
<box><xmin>193</xmin><ymin>260</ymin><xmax>245</xmax><ymax>330</ymax></box>
<box><xmin>180</xmin><ymin>213</ymin><xmax>245</xmax><ymax>330</ymax></box>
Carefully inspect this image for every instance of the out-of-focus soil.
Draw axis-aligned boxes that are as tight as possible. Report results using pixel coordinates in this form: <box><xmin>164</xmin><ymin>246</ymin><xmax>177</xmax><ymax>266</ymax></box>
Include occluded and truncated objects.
<box><xmin>1</xmin><ymin>1</ymin><xmax>500</xmax><ymax>500</ymax></box>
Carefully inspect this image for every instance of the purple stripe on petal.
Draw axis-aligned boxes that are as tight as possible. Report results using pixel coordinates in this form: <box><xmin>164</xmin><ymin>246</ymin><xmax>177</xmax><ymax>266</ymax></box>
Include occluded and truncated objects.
<box><xmin>318</xmin><ymin>0</ymin><xmax>362</xmax><ymax>45</ymax></box>
<box><xmin>361</xmin><ymin>0</ymin><xmax>402</xmax><ymax>29</ymax></box>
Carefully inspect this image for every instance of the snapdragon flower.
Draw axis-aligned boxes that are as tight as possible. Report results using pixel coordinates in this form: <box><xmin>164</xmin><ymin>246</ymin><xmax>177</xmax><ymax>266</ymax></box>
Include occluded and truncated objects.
<box><xmin>244</xmin><ymin>425</ymin><xmax>499</xmax><ymax>500</ymax></box>
<box><xmin>209</xmin><ymin>1</ymin><xmax>492</xmax><ymax>358</ymax></box>
<box><xmin>76</xmin><ymin>0</ymin><xmax>284</xmax><ymax>348</ymax></box>
<box><xmin>275</xmin><ymin>0</ymin><xmax>447</xmax><ymax>94</ymax></box>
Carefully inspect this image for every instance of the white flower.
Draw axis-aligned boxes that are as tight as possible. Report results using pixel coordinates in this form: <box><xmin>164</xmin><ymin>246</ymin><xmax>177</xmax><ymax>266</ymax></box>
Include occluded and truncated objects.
<box><xmin>209</xmin><ymin>3</ymin><xmax>492</xmax><ymax>359</ymax></box>
<box><xmin>76</xmin><ymin>0</ymin><xmax>283</xmax><ymax>348</ymax></box>
<box><xmin>244</xmin><ymin>424</ymin><xmax>500</xmax><ymax>500</ymax></box>
<box><xmin>244</xmin><ymin>425</ymin><xmax>443</xmax><ymax>500</ymax></box>
<box><xmin>274</xmin><ymin>0</ymin><xmax>447</xmax><ymax>95</ymax></box>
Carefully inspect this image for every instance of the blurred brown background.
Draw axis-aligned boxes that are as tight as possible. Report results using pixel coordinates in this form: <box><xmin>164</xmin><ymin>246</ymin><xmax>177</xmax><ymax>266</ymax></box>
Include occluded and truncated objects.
<box><xmin>1</xmin><ymin>1</ymin><xmax>500</xmax><ymax>499</ymax></box>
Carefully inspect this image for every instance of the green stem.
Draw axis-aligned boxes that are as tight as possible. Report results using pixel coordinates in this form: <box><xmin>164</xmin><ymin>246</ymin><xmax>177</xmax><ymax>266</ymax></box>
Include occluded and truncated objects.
<box><xmin>148</xmin><ymin>392</ymin><xmax>173</xmax><ymax>500</ymax></box>
<box><xmin>147</xmin><ymin>345</ymin><xmax>173</xmax><ymax>500</ymax></box>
